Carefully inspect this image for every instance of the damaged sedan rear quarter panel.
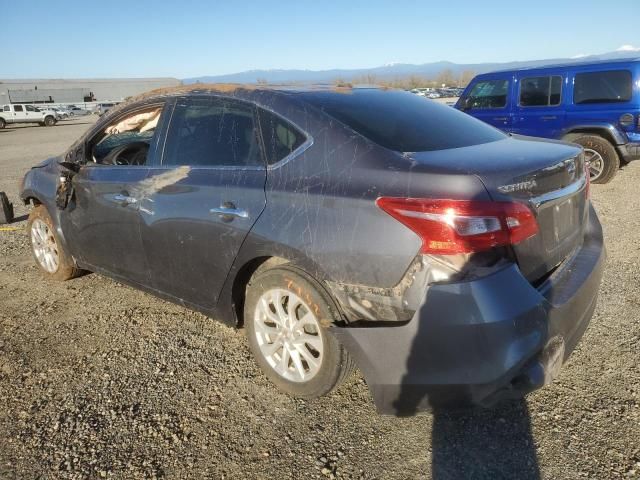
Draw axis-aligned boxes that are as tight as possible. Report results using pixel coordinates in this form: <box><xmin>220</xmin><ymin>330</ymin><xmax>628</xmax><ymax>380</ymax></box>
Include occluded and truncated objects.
<box><xmin>20</xmin><ymin>86</ymin><xmax>604</xmax><ymax>415</ymax></box>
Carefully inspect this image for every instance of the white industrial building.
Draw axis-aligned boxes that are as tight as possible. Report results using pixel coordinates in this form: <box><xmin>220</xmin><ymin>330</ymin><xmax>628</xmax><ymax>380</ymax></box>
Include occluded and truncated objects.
<box><xmin>0</xmin><ymin>78</ymin><xmax>181</xmax><ymax>105</ymax></box>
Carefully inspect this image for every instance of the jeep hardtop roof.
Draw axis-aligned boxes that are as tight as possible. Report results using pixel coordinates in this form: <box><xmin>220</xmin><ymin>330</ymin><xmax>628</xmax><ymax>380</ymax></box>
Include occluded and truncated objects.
<box><xmin>481</xmin><ymin>58</ymin><xmax>640</xmax><ymax>76</ymax></box>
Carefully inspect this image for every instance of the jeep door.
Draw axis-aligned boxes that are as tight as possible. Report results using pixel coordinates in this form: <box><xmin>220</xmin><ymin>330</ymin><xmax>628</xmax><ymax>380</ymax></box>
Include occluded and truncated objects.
<box><xmin>138</xmin><ymin>95</ymin><xmax>267</xmax><ymax>310</ymax></box>
<box><xmin>459</xmin><ymin>76</ymin><xmax>514</xmax><ymax>131</ymax></box>
<box><xmin>59</xmin><ymin>102</ymin><xmax>169</xmax><ymax>286</ymax></box>
<box><xmin>512</xmin><ymin>73</ymin><xmax>566</xmax><ymax>138</ymax></box>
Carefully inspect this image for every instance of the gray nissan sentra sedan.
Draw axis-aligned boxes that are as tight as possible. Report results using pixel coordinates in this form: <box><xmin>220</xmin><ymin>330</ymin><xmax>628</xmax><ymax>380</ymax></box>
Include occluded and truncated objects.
<box><xmin>20</xmin><ymin>85</ymin><xmax>604</xmax><ymax>415</ymax></box>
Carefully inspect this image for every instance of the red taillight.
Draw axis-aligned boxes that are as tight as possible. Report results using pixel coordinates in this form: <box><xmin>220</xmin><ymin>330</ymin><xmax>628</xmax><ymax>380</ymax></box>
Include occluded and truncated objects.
<box><xmin>376</xmin><ymin>197</ymin><xmax>539</xmax><ymax>255</ymax></box>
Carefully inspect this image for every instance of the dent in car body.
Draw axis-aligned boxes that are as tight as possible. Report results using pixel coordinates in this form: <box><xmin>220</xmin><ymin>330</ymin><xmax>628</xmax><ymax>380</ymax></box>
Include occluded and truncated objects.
<box><xmin>333</xmin><ymin>207</ymin><xmax>604</xmax><ymax>414</ymax></box>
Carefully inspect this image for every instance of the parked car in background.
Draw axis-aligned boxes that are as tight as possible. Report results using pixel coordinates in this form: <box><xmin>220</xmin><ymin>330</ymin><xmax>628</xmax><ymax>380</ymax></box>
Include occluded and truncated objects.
<box><xmin>20</xmin><ymin>86</ymin><xmax>603</xmax><ymax>415</ymax></box>
<box><xmin>436</xmin><ymin>87</ymin><xmax>464</xmax><ymax>98</ymax></box>
<box><xmin>66</xmin><ymin>105</ymin><xmax>91</xmax><ymax>116</ymax></box>
<box><xmin>0</xmin><ymin>104</ymin><xmax>57</xmax><ymax>128</ymax></box>
<box><xmin>96</xmin><ymin>102</ymin><xmax>117</xmax><ymax>116</ymax></box>
<box><xmin>49</xmin><ymin>107</ymin><xmax>70</xmax><ymax>120</ymax></box>
<box><xmin>456</xmin><ymin>59</ymin><xmax>640</xmax><ymax>183</ymax></box>
<box><xmin>54</xmin><ymin>106</ymin><xmax>71</xmax><ymax>117</ymax></box>
<box><xmin>409</xmin><ymin>88</ymin><xmax>427</xmax><ymax>97</ymax></box>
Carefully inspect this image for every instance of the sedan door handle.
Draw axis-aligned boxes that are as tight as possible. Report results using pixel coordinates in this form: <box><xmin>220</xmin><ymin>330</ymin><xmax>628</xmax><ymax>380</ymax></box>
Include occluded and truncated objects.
<box><xmin>111</xmin><ymin>193</ymin><xmax>137</xmax><ymax>206</ymax></box>
<box><xmin>210</xmin><ymin>203</ymin><xmax>248</xmax><ymax>221</ymax></box>
<box><xmin>541</xmin><ymin>115</ymin><xmax>557</xmax><ymax>120</ymax></box>
<box><xmin>493</xmin><ymin>117</ymin><xmax>509</xmax><ymax>121</ymax></box>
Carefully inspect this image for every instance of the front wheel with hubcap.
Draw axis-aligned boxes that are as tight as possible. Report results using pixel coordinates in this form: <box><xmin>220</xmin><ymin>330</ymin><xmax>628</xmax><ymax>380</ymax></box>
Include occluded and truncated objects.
<box><xmin>0</xmin><ymin>118</ymin><xmax>5</xmax><ymax>129</ymax></box>
<box><xmin>44</xmin><ymin>116</ymin><xmax>56</xmax><ymax>127</ymax></box>
<box><xmin>245</xmin><ymin>266</ymin><xmax>355</xmax><ymax>399</ymax></box>
<box><xmin>28</xmin><ymin>205</ymin><xmax>81</xmax><ymax>281</ymax></box>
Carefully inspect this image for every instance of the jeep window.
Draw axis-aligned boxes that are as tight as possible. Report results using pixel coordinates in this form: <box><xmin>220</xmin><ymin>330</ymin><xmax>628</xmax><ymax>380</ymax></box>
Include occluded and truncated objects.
<box><xmin>466</xmin><ymin>80</ymin><xmax>509</xmax><ymax>109</ymax></box>
<box><xmin>26</xmin><ymin>105</ymin><xmax>39</xmax><ymax>112</ymax></box>
<box><xmin>257</xmin><ymin>108</ymin><xmax>306</xmax><ymax>165</ymax></box>
<box><xmin>301</xmin><ymin>89</ymin><xmax>505</xmax><ymax>152</ymax></box>
<box><xmin>14</xmin><ymin>105</ymin><xmax>23</xmax><ymax>112</ymax></box>
<box><xmin>90</xmin><ymin>105</ymin><xmax>164</xmax><ymax>166</ymax></box>
<box><xmin>574</xmin><ymin>70</ymin><xmax>632</xmax><ymax>104</ymax></box>
<box><xmin>520</xmin><ymin>76</ymin><xmax>563</xmax><ymax>107</ymax></box>
<box><xmin>3</xmin><ymin>105</ymin><xmax>9</xmax><ymax>112</ymax></box>
<box><xmin>163</xmin><ymin>97</ymin><xmax>262</xmax><ymax>168</ymax></box>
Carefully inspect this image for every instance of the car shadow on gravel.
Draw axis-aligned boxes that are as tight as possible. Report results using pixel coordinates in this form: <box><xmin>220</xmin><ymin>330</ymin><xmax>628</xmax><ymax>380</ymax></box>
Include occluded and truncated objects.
<box><xmin>430</xmin><ymin>401</ymin><xmax>540</xmax><ymax>479</ymax></box>
<box><xmin>389</xmin><ymin>223</ymin><xmax>542</xmax><ymax>478</ymax></box>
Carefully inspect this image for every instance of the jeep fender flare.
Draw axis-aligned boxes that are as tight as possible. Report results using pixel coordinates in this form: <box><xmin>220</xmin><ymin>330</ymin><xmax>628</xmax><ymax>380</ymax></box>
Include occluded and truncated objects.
<box><xmin>561</xmin><ymin>124</ymin><xmax>626</xmax><ymax>145</ymax></box>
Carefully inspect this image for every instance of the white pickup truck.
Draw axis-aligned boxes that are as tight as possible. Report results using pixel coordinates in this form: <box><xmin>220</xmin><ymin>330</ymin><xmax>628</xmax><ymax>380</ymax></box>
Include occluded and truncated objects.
<box><xmin>0</xmin><ymin>104</ymin><xmax>58</xmax><ymax>129</ymax></box>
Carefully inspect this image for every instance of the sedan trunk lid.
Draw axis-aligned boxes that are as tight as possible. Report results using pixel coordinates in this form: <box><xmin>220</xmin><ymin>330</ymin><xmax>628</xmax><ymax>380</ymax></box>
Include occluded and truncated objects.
<box><xmin>407</xmin><ymin>136</ymin><xmax>588</xmax><ymax>283</ymax></box>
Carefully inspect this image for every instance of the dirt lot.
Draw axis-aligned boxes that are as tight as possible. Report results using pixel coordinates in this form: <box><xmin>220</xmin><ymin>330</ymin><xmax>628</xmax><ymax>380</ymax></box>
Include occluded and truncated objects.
<box><xmin>0</xmin><ymin>118</ymin><xmax>639</xmax><ymax>479</ymax></box>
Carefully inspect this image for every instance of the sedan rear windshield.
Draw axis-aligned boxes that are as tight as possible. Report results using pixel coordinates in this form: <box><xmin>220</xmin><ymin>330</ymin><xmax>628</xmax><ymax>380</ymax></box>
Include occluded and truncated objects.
<box><xmin>299</xmin><ymin>89</ymin><xmax>505</xmax><ymax>152</ymax></box>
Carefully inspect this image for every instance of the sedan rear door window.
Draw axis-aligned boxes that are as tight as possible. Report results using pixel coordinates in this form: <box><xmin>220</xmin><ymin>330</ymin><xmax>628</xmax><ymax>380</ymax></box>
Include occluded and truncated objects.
<box><xmin>257</xmin><ymin>108</ymin><xmax>306</xmax><ymax>165</ymax></box>
<box><xmin>163</xmin><ymin>97</ymin><xmax>263</xmax><ymax>168</ymax></box>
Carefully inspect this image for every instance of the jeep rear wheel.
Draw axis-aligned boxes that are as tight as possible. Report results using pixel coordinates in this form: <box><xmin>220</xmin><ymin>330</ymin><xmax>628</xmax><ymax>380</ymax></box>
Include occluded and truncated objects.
<box><xmin>569</xmin><ymin>134</ymin><xmax>619</xmax><ymax>184</ymax></box>
<box><xmin>0</xmin><ymin>118</ymin><xmax>5</xmax><ymax>129</ymax></box>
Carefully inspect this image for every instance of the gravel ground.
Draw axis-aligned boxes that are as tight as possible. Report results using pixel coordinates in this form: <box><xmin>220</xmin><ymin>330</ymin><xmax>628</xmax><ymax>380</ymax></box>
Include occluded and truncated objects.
<box><xmin>0</xmin><ymin>118</ymin><xmax>639</xmax><ymax>479</ymax></box>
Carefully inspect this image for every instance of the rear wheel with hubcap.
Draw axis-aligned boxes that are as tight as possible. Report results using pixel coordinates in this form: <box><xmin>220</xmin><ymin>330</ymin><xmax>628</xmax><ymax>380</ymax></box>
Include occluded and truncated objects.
<box><xmin>245</xmin><ymin>266</ymin><xmax>355</xmax><ymax>398</ymax></box>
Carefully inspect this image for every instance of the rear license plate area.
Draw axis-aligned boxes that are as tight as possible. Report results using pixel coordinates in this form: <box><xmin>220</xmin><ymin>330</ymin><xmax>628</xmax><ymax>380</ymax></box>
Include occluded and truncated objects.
<box><xmin>542</xmin><ymin>194</ymin><xmax>581</xmax><ymax>251</ymax></box>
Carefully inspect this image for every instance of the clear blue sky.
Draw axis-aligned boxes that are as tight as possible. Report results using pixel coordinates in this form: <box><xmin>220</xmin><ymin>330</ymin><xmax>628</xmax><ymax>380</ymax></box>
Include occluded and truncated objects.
<box><xmin>1</xmin><ymin>0</ymin><xmax>638</xmax><ymax>78</ymax></box>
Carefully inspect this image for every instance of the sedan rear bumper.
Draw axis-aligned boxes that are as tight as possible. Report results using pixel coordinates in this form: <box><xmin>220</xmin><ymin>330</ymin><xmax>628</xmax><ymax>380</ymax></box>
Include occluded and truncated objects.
<box><xmin>333</xmin><ymin>205</ymin><xmax>604</xmax><ymax>415</ymax></box>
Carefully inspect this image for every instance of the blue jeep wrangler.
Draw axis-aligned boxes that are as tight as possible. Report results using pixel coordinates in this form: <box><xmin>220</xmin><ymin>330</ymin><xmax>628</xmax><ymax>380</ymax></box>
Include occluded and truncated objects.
<box><xmin>456</xmin><ymin>59</ymin><xmax>640</xmax><ymax>183</ymax></box>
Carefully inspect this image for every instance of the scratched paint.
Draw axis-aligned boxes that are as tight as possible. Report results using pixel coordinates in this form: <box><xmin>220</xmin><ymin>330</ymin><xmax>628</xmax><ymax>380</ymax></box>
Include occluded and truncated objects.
<box><xmin>131</xmin><ymin>166</ymin><xmax>191</xmax><ymax>200</ymax></box>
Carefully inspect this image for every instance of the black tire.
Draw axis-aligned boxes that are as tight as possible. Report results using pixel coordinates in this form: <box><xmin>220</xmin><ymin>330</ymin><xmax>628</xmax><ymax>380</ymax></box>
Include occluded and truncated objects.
<box><xmin>567</xmin><ymin>134</ymin><xmax>619</xmax><ymax>184</ymax></box>
<box><xmin>244</xmin><ymin>265</ymin><xmax>355</xmax><ymax>399</ymax></box>
<box><xmin>0</xmin><ymin>118</ymin><xmax>5</xmax><ymax>129</ymax></box>
<box><xmin>44</xmin><ymin>116</ymin><xmax>56</xmax><ymax>127</ymax></box>
<box><xmin>0</xmin><ymin>192</ymin><xmax>14</xmax><ymax>224</ymax></box>
<box><xmin>27</xmin><ymin>205</ymin><xmax>81</xmax><ymax>281</ymax></box>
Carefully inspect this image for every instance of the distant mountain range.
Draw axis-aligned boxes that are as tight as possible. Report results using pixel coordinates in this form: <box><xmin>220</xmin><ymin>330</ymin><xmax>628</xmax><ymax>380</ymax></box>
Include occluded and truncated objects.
<box><xmin>184</xmin><ymin>49</ymin><xmax>639</xmax><ymax>85</ymax></box>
